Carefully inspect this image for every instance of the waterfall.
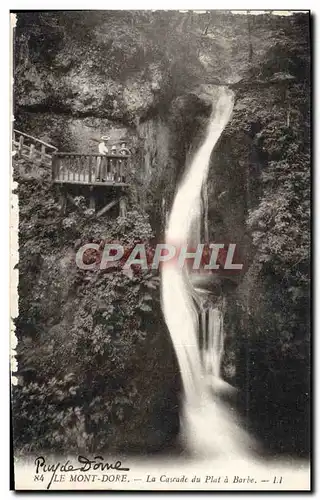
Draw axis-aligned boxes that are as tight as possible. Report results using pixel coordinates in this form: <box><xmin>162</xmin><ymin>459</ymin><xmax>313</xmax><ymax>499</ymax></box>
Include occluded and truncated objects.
<box><xmin>161</xmin><ymin>87</ymin><xmax>253</xmax><ymax>457</ymax></box>
<box><xmin>201</xmin><ymin>307</ymin><xmax>224</xmax><ymax>378</ymax></box>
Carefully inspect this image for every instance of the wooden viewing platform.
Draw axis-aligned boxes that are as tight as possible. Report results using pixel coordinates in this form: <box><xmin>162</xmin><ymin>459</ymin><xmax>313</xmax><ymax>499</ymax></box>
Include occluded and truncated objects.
<box><xmin>52</xmin><ymin>152</ymin><xmax>130</xmax><ymax>187</ymax></box>
<box><xmin>52</xmin><ymin>152</ymin><xmax>131</xmax><ymax>216</ymax></box>
<box><xmin>12</xmin><ymin>130</ymin><xmax>131</xmax><ymax>216</ymax></box>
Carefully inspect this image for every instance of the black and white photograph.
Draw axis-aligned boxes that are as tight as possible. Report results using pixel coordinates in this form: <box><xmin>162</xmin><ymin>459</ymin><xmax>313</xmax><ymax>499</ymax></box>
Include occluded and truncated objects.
<box><xmin>10</xmin><ymin>9</ymin><xmax>311</xmax><ymax>491</ymax></box>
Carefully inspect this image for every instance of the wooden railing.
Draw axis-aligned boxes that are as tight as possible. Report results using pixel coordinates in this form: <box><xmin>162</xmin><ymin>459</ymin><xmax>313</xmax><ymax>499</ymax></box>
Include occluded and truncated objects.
<box><xmin>12</xmin><ymin>129</ymin><xmax>58</xmax><ymax>166</ymax></box>
<box><xmin>52</xmin><ymin>153</ymin><xmax>130</xmax><ymax>185</ymax></box>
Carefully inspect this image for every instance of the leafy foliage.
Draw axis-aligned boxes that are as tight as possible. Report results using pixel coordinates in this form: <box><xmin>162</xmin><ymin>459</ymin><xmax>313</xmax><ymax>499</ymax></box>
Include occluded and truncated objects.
<box><xmin>12</xmin><ymin>161</ymin><xmax>178</xmax><ymax>453</ymax></box>
<box><xmin>220</xmin><ymin>68</ymin><xmax>310</xmax><ymax>455</ymax></box>
<box><xmin>12</xmin><ymin>11</ymin><xmax>310</xmax><ymax>457</ymax></box>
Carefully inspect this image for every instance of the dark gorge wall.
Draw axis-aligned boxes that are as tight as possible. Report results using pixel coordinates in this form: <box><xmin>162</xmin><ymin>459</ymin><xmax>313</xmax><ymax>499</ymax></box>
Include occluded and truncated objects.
<box><xmin>13</xmin><ymin>11</ymin><xmax>310</xmax><ymax>456</ymax></box>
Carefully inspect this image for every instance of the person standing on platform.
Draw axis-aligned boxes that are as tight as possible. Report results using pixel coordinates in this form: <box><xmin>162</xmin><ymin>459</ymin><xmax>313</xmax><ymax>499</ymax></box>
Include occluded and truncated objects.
<box><xmin>96</xmin><ymin>136</ymin><xmax>109</xmax><ymax>181</ymax></box>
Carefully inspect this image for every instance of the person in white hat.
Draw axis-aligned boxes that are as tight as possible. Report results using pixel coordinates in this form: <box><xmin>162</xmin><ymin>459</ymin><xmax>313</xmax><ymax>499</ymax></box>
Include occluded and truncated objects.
<box><xmin>96</xmin><ymin>136</ymin><xmax>110</xmax><ymax>181</ymax></box>
<box><xmin>119</xmin><ymin>141</ymin><xmax>131</xmax><ymax>156</ymax></box>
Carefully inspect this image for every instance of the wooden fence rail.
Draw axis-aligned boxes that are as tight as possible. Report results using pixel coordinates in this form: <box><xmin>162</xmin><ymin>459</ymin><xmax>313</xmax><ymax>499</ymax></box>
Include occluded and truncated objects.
<box><xmin>12</xmin><ymin>129</ymin><xmax>58</xmax><ymax>166</ymax></box>
<box><xmin>52</xmin><ymin>153</ymin><xmax>130</xmax><ymax>186</ymax></box>
<box><xmin>12</xmin><ymin>131</ymin><xmax>131</xmax><ymax>188</ymax></box>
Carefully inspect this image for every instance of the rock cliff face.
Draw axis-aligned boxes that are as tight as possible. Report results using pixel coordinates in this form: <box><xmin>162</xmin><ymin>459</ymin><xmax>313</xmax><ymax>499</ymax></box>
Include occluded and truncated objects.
<box><xmin>13</xmin><ymin>11</ymin><xmax>310</xmax><ymax>455</ymax></box>
<box><xmin>14</xmin><ymin>11</ymin><xmax>309</xmax><ymax>226</ymax></box>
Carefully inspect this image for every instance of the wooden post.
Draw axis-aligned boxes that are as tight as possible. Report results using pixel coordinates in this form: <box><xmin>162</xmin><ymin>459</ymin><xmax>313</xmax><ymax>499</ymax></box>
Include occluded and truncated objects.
<box><xmin>62</xmin><ymin>157</ymin><xmax>65</xmax><ymax>181</ymax></box>
<box><xmin>67</xmin><ymin>156</ymin><xmax>71</xmax><ymax>181</ymax></box>
<box><xmin>18</xmin><ymin>135</ymin><xmax>24</xmax><ymax>158</ymax></box>
<box><xmin>106</xmin><ymin>157</ymin><xmax>111</xmax><ymax>181</ymax></box>
<box><xmin>119</xmin><ymin>197</ymin><xmax>127</xmax><ymax>217</ymax></box>
<box><xmin>29</xmin><ymin>143</ymin><xmax>35</xmax><ymax>160</ymax></box>
<box><xmin>109</xmin><ymin>157</ymin><xmax>114</xmax><ymax>181</ymax></box>
<box><xmin>89</xmin><ymin>186</ymin><xmax>96</xmax><ymax>211</ymax></box>
<box><xmin>96</xmin><ymin>198</ymin><xmax>119</xmax><ymax>217</ymax></box>
<box><xmin>102</xmin><ymin>156</ymin><xmax>106</xmax><ymax>181</ymax></box>
<box><xmin>52</xmin><ymin>154</ymin><xmax>58</xmax><ymax>180</ymax></box>
<box><xmin>118</xmin><ymin>159</ymin><xmax>122</xmax><ymax>183</ymax></box>
<box><xmin>78</xmin><ymin>156</ymin><xmax>82</xmax><ymax>182</ymax></box>
<box><xmin>41</xmin><ymin>144</ymin><xmax>46</xmax><ymax>163</ymax></box>
<box><xmin>89</xmin><ymin>156</ymin><xmax>93</xmax><ymax>183</ymax></box>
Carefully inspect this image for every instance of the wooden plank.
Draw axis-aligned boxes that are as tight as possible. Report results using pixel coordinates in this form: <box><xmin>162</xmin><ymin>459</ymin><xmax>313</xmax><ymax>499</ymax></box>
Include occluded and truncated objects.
<box><xmin>18</xmin><ymin>135</ymin><xmax>24</xmax><ymax>158</ymax></box>
<box><xmin>86</xmin><ymin>155</ymin><xmax>89</xmax><ymax>182</ymax></box>
<box><xmin>20</xmin><ymin>144</ymin><xmax>33</xmax><ymax>158</ymax></box>
<box><xmin>115</xmin><ymin>158</ymin><xmax>120</xmax><ymax>181</ymax></box>
<box><xmin>53</xmin><ymin>179</ymin><xmax>128</xmax><ymax>187</ymax></box>
<box><xmin>51</xmin><ymin>155</ymin><xmax>58</xmax><ymax>180</ymax></box>
<box><xmin>106</xmin><ymin>157</ymin><xmax>110</xmax><ymax>180</ymax></box>
<box><xmin>96</xmin><ymin>198</ymin><xmax>119</xmax><ymax>217</ymax></box>
<box><xmin>119</xmin><ymin>159</ymin><xmax>123</xmax><ymax>182</ymax></box>
<box><xmin>118</xmin><ymin>159</ymin><xmax>122</xmax><ymax>182</ymax></box>
<box><xmin>111</xmin><ymin>158</ymin><xmax>116</xmax><ymax>181</ymax></box>
<box><xmin>13</xmin><ymin>129</ymin><xmax>57</xmax><ymax>151</ymax></box>
<box><xmin>102</xmin><ymin>156</ymin><xmax>106</xmax><ymax>181</ymax></box>
<box><xmin>86</xmin><ymin>155</ymin><xmax>90</xmax><ymax>182</ymax></box>
<box><xmin>89</xmin><ymin>156</ymin><xmax>93</xmax><ymax>183</ymax></box>
<box><xmin>41</xmin><ymin>144</ymin><xmax>46</xmax><ymax>162</ymax></box>
<box><xmin>79</xmin><ymin>156</ymin><xmax>82</xmax><ymax>181</ymax></box>
<box><xmin>119</xmin><ymin>197</ymin><xmax>127</xmax><ymax>217</ymax></box>
<box><xmin>83</xmin><ymin>156</ymin><xmax>87</xmax><ymax>183</ymax></box>
<box><xmin>62</xmin><ymin>157</ymin><xmax>66</xmax><ymax>181</ymax></box>
<box><xmin>56</xmin><ymin>153</ymin><xmax>128</xmax><ymax>159</ymax></box>
<box><xmin>57</xmin><ymin>156</ymin><xmax>60</xmax><ymax>180</ymax></box>
<box><xmin>124</xmin><ymin>157</ymin><xmax>129</xmax><ymax>182</ymax></box>
<box><xmin>67</xmin><ymin>157</ymin><xmax>70</xmax><ymax>181</ymax></box>
<box><xmin>58</xmin><ymin>157</ymin><xmax>61</xmax><ymax>180</ymax></box>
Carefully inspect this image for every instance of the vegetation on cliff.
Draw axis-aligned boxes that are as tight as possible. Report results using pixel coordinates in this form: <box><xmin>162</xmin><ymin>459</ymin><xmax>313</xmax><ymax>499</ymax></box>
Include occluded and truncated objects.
<box><xmin>12</xmin><ymin>11</ymin><xmax>310</xmax><ymax>456</ymax></box>
<box><xmin>214</xmin><ymin>32</ymin><xmax>310</xmax><ymax>454</ymax></box>
<box><xmin>13</xmin><ymin>163</ymin><xmax>179</xmax><ymax>453</ymax></box>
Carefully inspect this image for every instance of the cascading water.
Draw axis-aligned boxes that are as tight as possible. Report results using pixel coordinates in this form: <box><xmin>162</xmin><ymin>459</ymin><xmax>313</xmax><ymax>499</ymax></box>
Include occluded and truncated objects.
<box><xmin>201</xmin><ymin>306</ymin><xmax>224</xmax><ymax>379</ymax></box>
<box><xmin>161</xmin><ymin>87</ymin><xmax>253</xmax><ymax>457</ymax></box>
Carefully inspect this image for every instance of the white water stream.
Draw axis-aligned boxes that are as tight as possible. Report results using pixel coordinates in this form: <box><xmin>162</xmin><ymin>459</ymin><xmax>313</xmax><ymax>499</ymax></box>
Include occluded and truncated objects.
<box><xmin>161</xmin><ymin>87</ymin><xmax>253</xmax><ymax>457</ymax></box>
